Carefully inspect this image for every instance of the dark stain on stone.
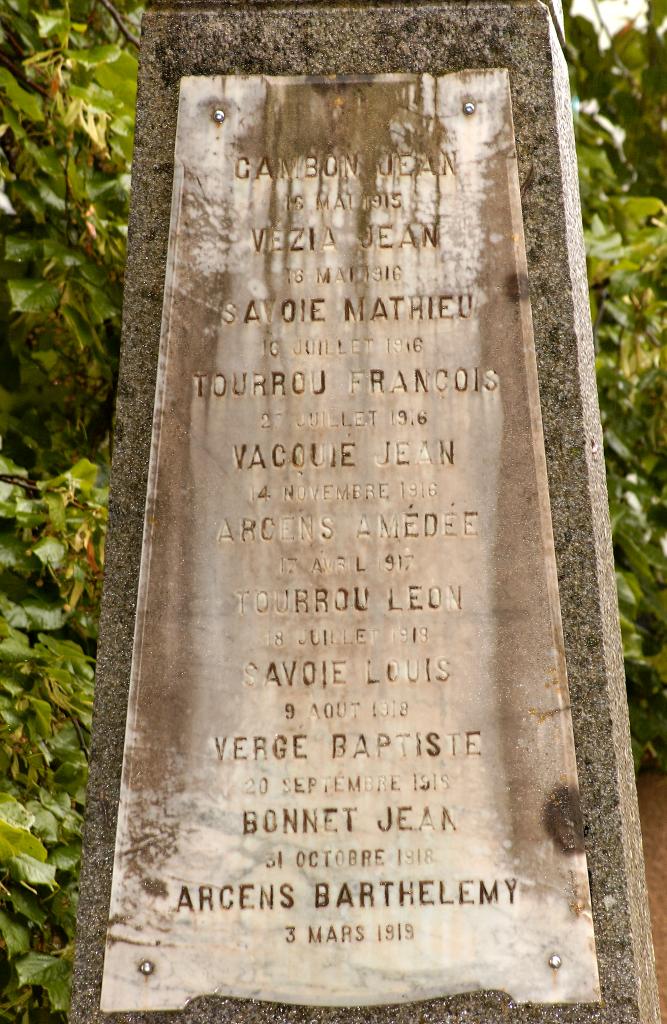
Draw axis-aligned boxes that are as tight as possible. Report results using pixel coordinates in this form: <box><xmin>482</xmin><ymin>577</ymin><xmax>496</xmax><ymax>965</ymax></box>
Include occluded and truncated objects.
<box><xmin>520</xmin><ymin>158</ymin><xmax>535</xmax><ymax>197</ymax></box>
<box><xmin>505</xmin><ymin>269</ymin><xmax>530</xmax><ymax>303</ymax></box>
<box><xmin>142</xmin><ymin>877</ymin><xmax>169</xmax><ymax>897</ymax></box>
<box><xmin>542</xmin><ymin>784</ymin><xmax>586</xmax><ymax>855</ymax></box>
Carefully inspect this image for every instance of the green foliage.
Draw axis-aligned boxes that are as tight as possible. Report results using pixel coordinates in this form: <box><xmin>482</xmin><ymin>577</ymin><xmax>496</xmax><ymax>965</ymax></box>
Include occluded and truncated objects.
<box><xmin>565</xmin><ymin>3</ymin><xmax>667</xmax><ymax>772</ymax></box>
<box><xmin>0</xmin><ymin>0</ymin><xmax>140</xmax><ymax>1019</ymax></box>
<box><xmin>0</xmin><ymin>455</ymin><xmax>106</xmax><ymax>1021</ymax></box>
<box><xmin>0</xmin><ymin>0</ymin><xmax>664</xmax><ymax>1019</ymax></box>
<box><xmin>0</xmin><ymin>0</ymin><xmax>140</xmax><ymax>476</ymax></box>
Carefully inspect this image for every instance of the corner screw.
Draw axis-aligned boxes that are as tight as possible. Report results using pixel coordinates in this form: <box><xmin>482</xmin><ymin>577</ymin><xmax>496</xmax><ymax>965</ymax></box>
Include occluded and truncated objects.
<box><xmin>463</xmin><ymin>101</ymin><xmax>476</xmax><ymax>116</ymax></box>
<box><xmin>549</xmin><ymin>954</ymin><xmax>562</xmax><ymax>970</ymax></box>
<box><xmin>212</xmin><ymin>109</ymin><xmax>226</xmax><ymax>124</ymax></box>
<box><xmin>138</xmin><ymin>960</ymin><xmax>155</xmax><ymax>976</ymax></box>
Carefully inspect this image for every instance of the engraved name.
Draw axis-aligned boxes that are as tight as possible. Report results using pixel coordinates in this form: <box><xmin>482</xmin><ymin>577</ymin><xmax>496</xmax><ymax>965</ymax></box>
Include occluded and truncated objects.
<box><xmin>234</xmin><ymin>151</ymin><xmax>456</xmax><ymax>181</ymax></box>
<box><xmin>174</xmin><ymin>877</ymin><xmax>516</xmax><ymax>915</ymax></box>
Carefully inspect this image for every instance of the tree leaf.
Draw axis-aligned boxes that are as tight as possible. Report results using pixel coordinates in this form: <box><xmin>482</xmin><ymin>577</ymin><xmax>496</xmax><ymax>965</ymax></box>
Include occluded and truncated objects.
<box><xmin>0</xmin><ymin>909</ymin><xmax>31</xmax><ymax>956</ymax></box>
<box><xmin>0</xmin><ymin>533</ymin><xmax>33</xmax><ymax>570</ymax></box>
<box><xmin>47</xmin><ymin>841</ymin><xmax>80</xmax><ymax>870</ymax></box>
<box><xmin>0</xmin><ymin>68</ymin><xmax>44</xmax><ymax>123</ymax></box>
<box><xmin>7</xmin><ymin>886</ymin><xmax>47</xmax><ymax>927</ymax></box>
<box><xmin>0</xmin><ymin>795</ymin><xmax>34</xmax><ymax>831</ymax></box>
<box><xmin>7</xmin><ymin>278</ymin><xmax>60</xmax><ymax>313</ymax></box>
<box><xmin>14</xmin><ymin>952</ymin><xmax>71</xmax><ymax>1010</ymax></box>
<box><xmin>25</xmin><ymin>803</ymin><xmax>59</xmax><ymax>844</ymax></box>
<box><xmin>32</xmin><ymin>536</ymin><xmax>66</xmax><ymax>568</ymax></box>
<box><xmin>4</xmin><ymin>236</ymin><xmax>43</xmax><ymax>261</ymax></box>
<box><xmin>21</xmin><ymin>599</ymin><xmax>66</xmax><ymax>631</ymax></box>
<box><xmin>0</xmin><ymin>821</ymin><xmax>48</xmax><ymax>864</ymax></box>
<box><xmin>34</xmin><ymin>12</ymin><xmax>69</xmax><ymax>39</ymax></box>
<box><xmin>67</xmin><ymin>44</ymin><xmax>122</xmax><ymax>66</ymax></box>
<box><xmin>9</xmin><ymin>853</ymin><xmax>57</xmax><ymax>887</ymax></box>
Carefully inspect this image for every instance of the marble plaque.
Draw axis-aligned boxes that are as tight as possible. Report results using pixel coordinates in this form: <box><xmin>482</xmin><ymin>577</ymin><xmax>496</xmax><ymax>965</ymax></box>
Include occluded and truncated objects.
<box><xmin>100</xmin><ymin>72</ymin><xmax>600</xmax><ymax>1011</ymax></box>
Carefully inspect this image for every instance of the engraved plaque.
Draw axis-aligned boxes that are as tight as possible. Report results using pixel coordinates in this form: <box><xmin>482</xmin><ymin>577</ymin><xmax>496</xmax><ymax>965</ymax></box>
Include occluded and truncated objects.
<box><xmin>101</xmin><ymin>72</ymin><xmax>600</xmax><ymax>1011</ymax></box>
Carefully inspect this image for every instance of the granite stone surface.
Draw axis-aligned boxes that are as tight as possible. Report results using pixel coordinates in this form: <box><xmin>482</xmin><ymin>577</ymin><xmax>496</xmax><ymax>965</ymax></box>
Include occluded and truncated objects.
<box><xmin>70</xmin><ymin>3</ymin><xmax>660</xmax><ymax>1023</ymax></box>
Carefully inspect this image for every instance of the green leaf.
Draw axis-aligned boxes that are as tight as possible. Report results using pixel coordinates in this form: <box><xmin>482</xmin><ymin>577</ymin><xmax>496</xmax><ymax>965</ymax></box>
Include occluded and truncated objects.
<box><xmin>0</xmin><ymin>636</ymin><xmax>32</xmax><ymax>663</ymax></box>
<box><xmin>7</xmin><ymin>886</ymin><xmax>47</xmax><ymax>927</ymax></box>
<box><xmin>61</xmin><ymin>303</ymin><xmax>96</xmax><ymax>349</ymax></box>
<box><xmin>44</xmin><ymin>493</ymin><xmax>66</xmax><ymax>532</ymax></box>
<box><xmin>26</xmin><ymin>803</ymin><xmax>59</xmax><ymax>844</ymax></box>
<box><xmin>616</xmin><ymin>570</ymin><xmax>640</xmax><ymax>612</ymax></box>
<box><xmin>0</xmin><ymin>820</ymin><xmax>48</xmax><ymax>864</ymax></box>
<box><xmin>46</xmin><ymin>458</ymin><xmax>99</xmax><ymax>492</ymax></box>
<box><xmin>36</xmin><ymin>790</ymin><xmax>71</xmax><ymax>823</ymax></box>
<box><xmin>9</xmin><ymin>853</ymin><xmax>57</xmax><ymax>888</ymax></box>
<box><xmin>48</xmin><ymin>841</ymin><xmax>80</xmax><ymax>870</ymax></box>
<box><xmin>95</xmin><ymin>56</ymin><xmax>138</xmax><ymax>111</ymax></box>
<box><xmin>652</xmin><ymin>0</ymin><xmax>667</xmax><ymax>23</ymax></box>
<box><xmin>0</xmin><ymin>795</ymin><xmax>34</xmax><ymax>831</ymax></box>
<box><xmin>21</xmin><ymin>599</ymin><xmax>67</xmax><ymax>631</ymax></box>
<box><xmin>67</xmin><ymin>44</ymin><xmax>122</xmax><ymax>66</ymax></box>
<box><xmin>80</xmin><ymin>279</ymin><xmax>119</xmax><ymax>321</ymax></box>
<box><xmin>0</xmin><ymin>533</ymin><xmax>33</xmax><ymax>570</ymax></box>
<box><xmin>616</xmin><ymin>196</ymin><xmax>663</xmax><ymax>220</ymax></box>
<box><xmin>0</xmin><ymin>909</ymin><xmax>31</xmax><ymax>957</ymax></box>
<box><xmin>7</xmin><ymin>278</ymin><xmax>60</xmax><ymax>314</ymax></box>
<box><xmin>27</xmin><ymin>697</ymin><xmax>52</xmax><ymax>738</ymax></box>
<box><xmin>35</xmin><ymin>179</ymin><xmax>66</xmax><ymax>213</ymax></box>
<box><xmin>0</xmin><ymin>68</ymin><xmax>44</xmax><ymax>123</ymax></box>
<box><xmin>32</xmin><ymin>536</ymin><xmax>66</xmax><ymax>568</ymax></box>
<box><xmin>14</xmin><ymin>952</ymin><xmax>71</xmax><ymax>1010</ymax></box>
<box><xmin>4</xmin><ymin>236</ymin><xmax>43</xmax><ymax>262</ymax></box>
<box><xmin>0</xmin><ymin>671</ymin><xmax>26</xmax><ymax>697</ymax></box>
<box><xmin>48</xmin><ymin>723</ymin><xmax>82</xmax><ymax>759</ymax></box>
<box><xmin>34</xmin><ymin>12</ymin><xmax>69</xmax><ymax>39</ymax></box>
<box><xmin>42</xmin><ymin>239</ymin><xmax>85</xmax><ymax>268</ymax></box>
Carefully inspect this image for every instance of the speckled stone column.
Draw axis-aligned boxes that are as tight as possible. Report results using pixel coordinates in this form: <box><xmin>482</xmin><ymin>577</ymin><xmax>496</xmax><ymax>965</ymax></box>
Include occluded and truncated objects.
<box><xmin>70</xmin><ymin>3</ymin><xmax>660</xmax><ymax>1023</ymax></box>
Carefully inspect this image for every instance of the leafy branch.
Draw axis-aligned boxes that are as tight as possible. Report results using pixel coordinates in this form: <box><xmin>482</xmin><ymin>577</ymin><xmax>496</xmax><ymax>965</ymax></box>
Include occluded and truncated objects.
<box><xmin>0</xmin><ymin>50</ymin><xmax>49</xmax><ymax>97</ymax></box>
<box><xmin>0</xmin><ymin>474</ymin><xmax>40</xmax><ymax>497</ymax></box>
<box><xmin>95</xmin><ymin>0</ymin><xmax>140</xmax><ymax>47</ymax></box>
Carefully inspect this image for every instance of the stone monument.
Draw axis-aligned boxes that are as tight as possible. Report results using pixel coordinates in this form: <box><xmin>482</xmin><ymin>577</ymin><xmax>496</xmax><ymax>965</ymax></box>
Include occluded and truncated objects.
<box><xmin>70</xmin><ymin>3</ymin><xmax>660</xmax><ymax>1023</ymax></box>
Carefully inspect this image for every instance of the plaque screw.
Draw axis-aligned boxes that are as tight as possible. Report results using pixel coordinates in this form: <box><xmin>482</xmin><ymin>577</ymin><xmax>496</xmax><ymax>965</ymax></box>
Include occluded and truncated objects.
<box><xmin>463</xmin><ymin>101</ymin><xmax>476</xmax><ymax>116</ymax></box>
<box><xmin>212</xmin><ymin>109</ymin><xmax>226</xmax><ymax>124</ymax></box>
<box><xmin>549</xmin><ymin>954</ymin><xmax>563</xmax><ymax>970</ymax></box>
<box><xmin>138</xmin><ymin>960</ymin><xmax>155</xmax><ymax>976</ymax></box>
